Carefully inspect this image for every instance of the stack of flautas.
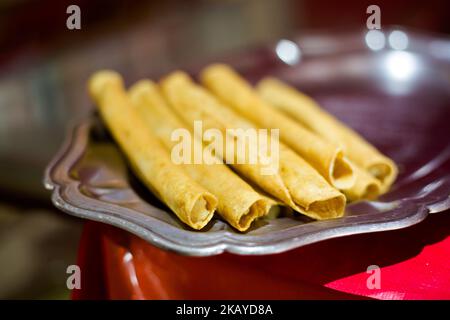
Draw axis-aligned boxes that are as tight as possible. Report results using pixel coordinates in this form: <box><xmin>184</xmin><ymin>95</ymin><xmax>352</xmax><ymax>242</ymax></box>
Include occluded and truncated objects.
<box><xmin>88</xmin><ymin>64</ymin><xmax>397</xmax><ymax>232</ymax></box>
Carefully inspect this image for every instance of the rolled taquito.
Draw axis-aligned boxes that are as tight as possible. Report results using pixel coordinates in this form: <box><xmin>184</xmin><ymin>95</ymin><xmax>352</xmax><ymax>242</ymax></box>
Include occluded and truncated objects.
<box><xmin>200</xmin><ymin>64</ymin><xmax>355</xmax><ymax>190</ymax></box>
<box><xmin>88</xmin><ymin>70</ymin><xmax>217</xmax><ymax>230</ymax></box>
<box><xmin>256</xmin><ymin>77</ymin><xmax>398</xmax><ymax>193</ymax></box>
<box><xmin>128</xmin><ymin>80</ymin><xmax>275</xmax><ymax>231</ymax></box>
<box><xmin>343</xmin><ymin>164</ymin><xmax>382</xmax><ymax>201</ymax></box>
<box><xmin>160</xmin><ymin>71</ymin><xmax>346</xmax><ymax>220</ymax></box>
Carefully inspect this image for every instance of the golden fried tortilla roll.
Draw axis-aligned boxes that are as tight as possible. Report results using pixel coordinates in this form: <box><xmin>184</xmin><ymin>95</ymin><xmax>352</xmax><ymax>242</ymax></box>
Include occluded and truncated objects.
<box><xmin>160</xmin><ymin>72</ymin><xmax>345</xmax><ymax>220</ymax></box>
<box><xmin>161</xmin><ymin>72</ymin><xmax>296</xmax><ymax>211</ymax></box>
<box><xmin>257</xmin><ymin>77</ymin><xmax>398</xmax><ymax>192</ymax></box>
<box><xmin>88</xmin><ymin>70</ymin><xmax>217</xmax><ymax>230</ymax></box>
<box><xmin>200</xmin><ymin>64</ymin><xmax>355</xmax><ymax>190</ymax></box>
<box><xmin>343</xmin><ymin>164</ymin><xmax>382</xmax><ymax>202</ymax></box>
<box><xmin>128</xmin><ymin>80</ymin><xmax>275</xmax><ymax>231</ymax></box>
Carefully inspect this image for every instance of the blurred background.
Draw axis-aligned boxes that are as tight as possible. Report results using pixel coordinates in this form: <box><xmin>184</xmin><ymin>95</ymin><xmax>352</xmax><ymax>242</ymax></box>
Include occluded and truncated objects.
<box><xmin>0</xmin><ymin>0</ymin><xmax>449</xmax><ymax>299</ymax></box>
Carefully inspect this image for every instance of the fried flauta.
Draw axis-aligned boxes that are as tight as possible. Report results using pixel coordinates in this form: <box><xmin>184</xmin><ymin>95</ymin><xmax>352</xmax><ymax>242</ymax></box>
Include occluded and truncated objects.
<box><xmin>343</xmin><ymin>164</ymin><xmax>382</xmax><ymax>202</ymax></box>
<box><xmin>160</xmin><ymin>72</ymin><xmax>345</xmax><ymax>220</ymax></box>
<box><xmin>257</xmin><ymin>77</ymin><xmax>397</xmax><ymax>193</ymax></box>
<box><xmin>129</xmin><ymin>80</ymin><xmax>276</xmax><ymax>231</ymax></box>
<box><xmin>200</xmin><ymin>64</ymin><xmax>355</xmax><ymax>190</ymax></box>
<box><xmin>88</xmin><ymin>70</ymin><xmax>217</xmax><ymax>230</ymax></box>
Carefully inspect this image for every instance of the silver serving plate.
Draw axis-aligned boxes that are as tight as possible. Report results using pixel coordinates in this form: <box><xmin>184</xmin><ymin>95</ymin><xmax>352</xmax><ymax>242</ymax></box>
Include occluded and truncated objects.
<box><xmin>44</xmin><ymin>30</ymin><xmax>450</xmax><ymax>256</ymax></box>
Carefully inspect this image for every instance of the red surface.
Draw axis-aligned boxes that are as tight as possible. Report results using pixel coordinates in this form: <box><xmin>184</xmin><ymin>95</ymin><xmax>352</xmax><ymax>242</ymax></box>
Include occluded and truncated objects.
<box><xmin>72</xmin><ymin>211</ymin><xmax>450</xmax><ymax>300</ymax></box>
